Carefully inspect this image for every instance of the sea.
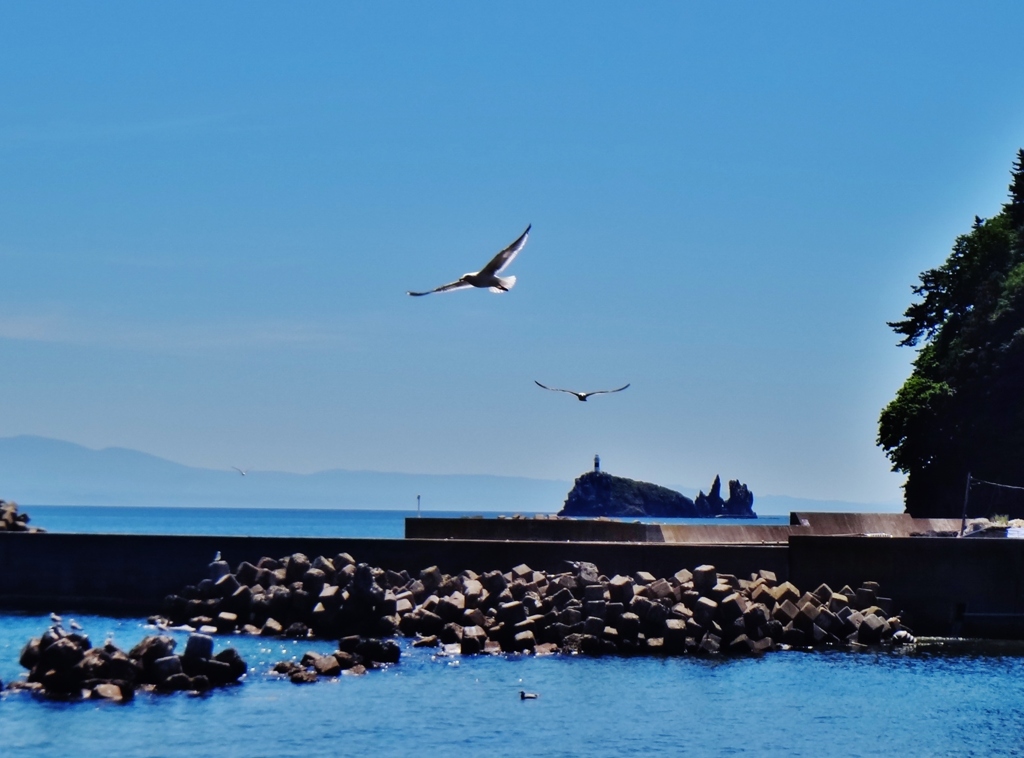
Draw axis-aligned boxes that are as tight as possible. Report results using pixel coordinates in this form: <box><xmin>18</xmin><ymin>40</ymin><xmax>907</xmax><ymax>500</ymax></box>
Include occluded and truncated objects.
<box><xmin>2</xmin><ymin>506</ymin><xmax>1023</xmax><ymax>757</ymax></box>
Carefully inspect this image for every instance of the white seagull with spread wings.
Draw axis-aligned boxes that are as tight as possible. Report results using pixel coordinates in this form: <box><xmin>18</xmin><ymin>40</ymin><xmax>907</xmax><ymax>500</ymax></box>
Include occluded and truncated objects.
<box><xmin>407</xmin><ymin>225</ymin><xmax>531</xmax><ymax>296</ymax></box>
<box><xmin>534</xmin><ymin>381</ymin><xmax>631</xmax><ymax>402</ymax></box>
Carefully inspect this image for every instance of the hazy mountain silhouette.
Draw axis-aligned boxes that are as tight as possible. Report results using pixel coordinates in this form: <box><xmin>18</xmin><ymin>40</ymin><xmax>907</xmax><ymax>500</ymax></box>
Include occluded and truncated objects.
<box><xmin>0</xmin><ymin>436</ymin><xmax>898</xmax><ymax>514</ymax></box>
<box><xmin>0</xmin><ymin>436</ymin><xmax>570</xmax><ymax>511</ymax></box>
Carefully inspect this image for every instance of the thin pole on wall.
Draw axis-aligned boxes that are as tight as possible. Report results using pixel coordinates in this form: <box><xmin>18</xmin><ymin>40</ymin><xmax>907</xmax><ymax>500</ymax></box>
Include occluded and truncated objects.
<box><xmin>959</xmin><ymin>472</ymin><xmax>972</xmax><ymax>537</ymax></box>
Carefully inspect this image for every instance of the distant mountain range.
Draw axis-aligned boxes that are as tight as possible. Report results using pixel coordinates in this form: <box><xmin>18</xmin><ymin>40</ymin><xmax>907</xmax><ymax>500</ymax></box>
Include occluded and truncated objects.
<box><xmin>0</xmin><ymin>435</ymin><xmax>900</xmax><ymax>514</ymax></box>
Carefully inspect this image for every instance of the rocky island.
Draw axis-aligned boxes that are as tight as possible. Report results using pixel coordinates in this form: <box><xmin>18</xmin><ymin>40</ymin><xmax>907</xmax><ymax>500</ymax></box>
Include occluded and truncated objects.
<box><xmin>559</xmin><ymin>467</ymin><xmax>755</xmax><ymax>519</ymax></box>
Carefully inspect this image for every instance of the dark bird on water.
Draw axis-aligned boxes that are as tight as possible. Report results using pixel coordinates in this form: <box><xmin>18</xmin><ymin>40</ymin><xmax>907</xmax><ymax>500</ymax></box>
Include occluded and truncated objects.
<box><xmin>520</xmin><ymin>690</ymin><xmax>539</xmax><ymax>700</ymax></box>
<box><xmin>407</xmin><ymin>225</ymin><xmax>531</xmax><ymax>296</ymax></box>
<box><xmin>534</xmin><ymin>380</ymin><xmax>630</xmax><ymax>401</ymax></box>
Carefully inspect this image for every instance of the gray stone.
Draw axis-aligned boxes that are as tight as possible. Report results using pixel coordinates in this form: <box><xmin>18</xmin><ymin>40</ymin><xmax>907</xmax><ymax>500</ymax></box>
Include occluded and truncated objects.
<box><xmin>693</xmin><ymin>596</ymin><xmax>719</xmax><ymax>627</ymax></box>
<box><xmin>183</xmin><ymin>634</ymin><xmax>214</xmax><ymax>660</ymax></box>
<box><xmin>513</xmin><ymin>630</ymin><xmax>537</xmax><ymax>652</ymax></box>
<box><xmin>693</xmin><ymin>565</ymin><xmax>717</xmax><ymax>594</ymax></box>
<box><xmin>608</xmin><ymin>575</ymin><xmax>635</xmax><ymax>603</ymax></box>
<box><xmin>857</xmin><ymin>613</ymin><xmax>888</xmax><ymax>645</ymax></box>
<box><xmin>151</xmin><ymin>655</ymin><xmax>183</xmax><ymax>683</ymax></box>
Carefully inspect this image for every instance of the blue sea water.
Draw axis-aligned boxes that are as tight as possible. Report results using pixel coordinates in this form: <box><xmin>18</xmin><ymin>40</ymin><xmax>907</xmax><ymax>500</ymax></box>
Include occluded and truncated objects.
<box><xmin>3</xmin><ymin>507</ymin><xmax>1020</xmax><ymax>757</ymax></box>
<box><xmin>2</xmin><ymin>613</ymin><xmax>1024</xmax><ymax>757</ymax></box>
<box><xmin>22</xmin><ymin>505</ymin><xmax>789</xmax><ymax>538</ymax></box>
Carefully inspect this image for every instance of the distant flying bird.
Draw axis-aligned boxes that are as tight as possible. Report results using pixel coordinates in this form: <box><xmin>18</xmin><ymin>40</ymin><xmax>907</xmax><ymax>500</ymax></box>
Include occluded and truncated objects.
<box><xmin>407</xmin><ymin>225</ymin><xmax>531</xmax><ymax>296</ymax></box>
<box><xmin>231</xmin><ymin>467</ymin><xmax>248</xmax><ymax>476</ymax></box>
<box><xmin>534</xmin><ymin>381</ymin><xmax>630</xmax><ymax>401</ymax></box>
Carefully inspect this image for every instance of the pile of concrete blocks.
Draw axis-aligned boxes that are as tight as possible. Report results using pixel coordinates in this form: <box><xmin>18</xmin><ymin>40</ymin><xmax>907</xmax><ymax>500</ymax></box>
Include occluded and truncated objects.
<box><xmin>272</xmin><ymin>635</ymin><xmax>401</xmax><ymax>683</ymax></box>
<box><xmin>157</xmin><ymin>554</ymin><xmax>914</xmax><ymax>658</ymax></box>
<box><xmin>9</xmin><ymin>622</ymin><xmax>246</xmax><ymax>700</ymax></box>
<box><xmin>0</xmin><ymin>500</ymin><xmax>43</xmax><ymax>532</ymax></box>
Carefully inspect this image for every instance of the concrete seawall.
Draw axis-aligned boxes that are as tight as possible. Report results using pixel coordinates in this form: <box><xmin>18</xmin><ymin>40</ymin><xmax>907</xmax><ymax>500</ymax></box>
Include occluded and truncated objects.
<box><xmin>5</xmin><ymin>527</ymin><xmax>1024</xmax><ymax>638</ymax></box>
<box><xmin>0</xmin><ymin>532</ymin><xmax>786</xmax><ymax>614</ymax></box>
<box><xmin>789</xmin><ymin>535</ymin><xmax>1024</xmax><ymax>637</ymax></box>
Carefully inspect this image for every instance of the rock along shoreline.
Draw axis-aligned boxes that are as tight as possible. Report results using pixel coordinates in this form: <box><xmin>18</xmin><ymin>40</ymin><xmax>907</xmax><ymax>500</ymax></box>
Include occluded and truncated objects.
<box><xmin>149</xmin><ymin>551</ymin><xmax>913</xmax><ymax>684</ymax></box>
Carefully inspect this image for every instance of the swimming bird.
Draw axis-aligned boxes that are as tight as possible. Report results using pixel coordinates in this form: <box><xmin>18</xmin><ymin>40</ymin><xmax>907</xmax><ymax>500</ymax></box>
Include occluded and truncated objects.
<box><xmin>520</xmin><ymin>690</ymin><xmax>539</xmax><ymax>700</ymax></box>
<box><xmin>534</xmin><ymin>381</ymin><xmax>630</xmax><ymax>401</ymax></box>
<box><xmin>231</xmin><ymin>467</ymin><xmax>248</xmax><ymax>476</ymax></box>
<box><xmin>407</xmin><ymin>225</ymin><xmax>531</xmax><ymax>296</ymax></box>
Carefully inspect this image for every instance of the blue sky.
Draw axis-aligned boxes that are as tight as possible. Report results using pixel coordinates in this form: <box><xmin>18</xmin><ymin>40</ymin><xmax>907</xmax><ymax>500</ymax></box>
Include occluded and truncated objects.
<box><xmin>1</xmin><ymin>3</ymin><xmax>1023</xmax><ymax>505</ymax></box>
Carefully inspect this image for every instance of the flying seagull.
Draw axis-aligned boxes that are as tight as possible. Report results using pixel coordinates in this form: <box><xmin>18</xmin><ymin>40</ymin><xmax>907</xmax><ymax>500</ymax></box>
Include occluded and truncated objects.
<box><xmin>231</xmin><ymin>467</ymin><xmax>248</xmax><ymax>476</ymax></box>
<box><xmin>534</xmin><ymin>381</ymin><xmax>630</xmax><ymax>401</ymax></box>
<box><xmin>407</xmin><ymin>225</ymin><xmax>531</xmax><ymax>296</ymax></box>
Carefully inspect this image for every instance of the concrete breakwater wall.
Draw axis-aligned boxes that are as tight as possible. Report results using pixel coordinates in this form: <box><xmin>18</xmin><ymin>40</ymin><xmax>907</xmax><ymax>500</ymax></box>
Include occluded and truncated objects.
<box><xmin>0</xmin><ymin>533</ymin><xmax>786</xmax><ymax>614</ymax></box>
<box><xmin>5</xmin><ymin>531</ymin><xmax>1024</xmax><ymax>638</ymax></box>
<box><xmin>790</xmin><ymin>536</ymin><xmax>1024</xmax><ymax>638</ymax></box>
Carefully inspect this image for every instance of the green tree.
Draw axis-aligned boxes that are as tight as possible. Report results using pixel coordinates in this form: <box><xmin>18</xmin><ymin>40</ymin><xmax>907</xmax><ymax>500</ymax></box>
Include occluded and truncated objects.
<box><xmin>879</xmin><ymin>149</ymin><xmax>1024</xmax><ymax>517</ymax></box>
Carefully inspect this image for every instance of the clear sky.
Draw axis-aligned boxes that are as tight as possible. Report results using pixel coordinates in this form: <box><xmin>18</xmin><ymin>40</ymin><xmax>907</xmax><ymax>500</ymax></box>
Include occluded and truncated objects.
<box><xmin>1</xmin><ymin>2</ymin><xmax>1023</xmax><ymax>505</ymax></box>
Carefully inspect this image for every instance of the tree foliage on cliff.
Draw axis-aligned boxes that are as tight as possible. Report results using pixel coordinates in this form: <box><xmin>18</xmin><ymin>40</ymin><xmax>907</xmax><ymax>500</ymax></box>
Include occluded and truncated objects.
<box><xmin>879</xmin><ymin>150</ymin><xmax>1024</xmax><ymax>516</ymax></box>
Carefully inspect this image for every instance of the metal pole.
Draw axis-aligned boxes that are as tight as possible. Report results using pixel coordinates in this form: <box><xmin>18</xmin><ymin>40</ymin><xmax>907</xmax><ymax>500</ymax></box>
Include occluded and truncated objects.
<box><xmin>959</xmin><ymin>472</ymin><xmax>972</xmax><ymax>537</ymax></box>
<box><xmin>417</xmin><ymin>494</ymin><xmax>421</xmax><ymax>518</ymax></box>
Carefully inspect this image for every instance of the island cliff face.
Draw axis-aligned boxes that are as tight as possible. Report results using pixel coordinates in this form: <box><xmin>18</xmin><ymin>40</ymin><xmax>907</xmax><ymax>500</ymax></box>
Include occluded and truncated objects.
<box><xmin>559</xmin><ymin>471</ymin><xmax>755</xmax><ymax>518</ymax></box>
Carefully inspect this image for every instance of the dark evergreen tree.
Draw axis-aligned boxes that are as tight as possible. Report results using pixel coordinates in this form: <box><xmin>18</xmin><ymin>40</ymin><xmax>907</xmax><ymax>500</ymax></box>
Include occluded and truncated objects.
<box><xmin>879</xmin><ymin>151</ymin><xmax>1024</xmax><ymax>517</ymax></box>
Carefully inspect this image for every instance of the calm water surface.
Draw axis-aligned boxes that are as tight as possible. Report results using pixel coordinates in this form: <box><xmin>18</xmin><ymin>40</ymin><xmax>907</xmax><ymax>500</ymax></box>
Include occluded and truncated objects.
<box><xmin>1</xmin><ymin>613</ymin><xmax>1023</xmax><ymax>757</ymax></box>
<box><xmin>5</xmin><ymin>508</ymin><xmax>1015</xmax><ymax>756</ymax></box>
<box><xmin>24</xmin><ymin>505</ymin><xmax>788</xmax><ymax>538</ymax></box>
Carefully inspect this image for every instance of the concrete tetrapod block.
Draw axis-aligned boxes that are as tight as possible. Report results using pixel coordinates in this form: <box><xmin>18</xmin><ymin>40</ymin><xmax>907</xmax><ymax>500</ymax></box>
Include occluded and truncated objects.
<box><xmin>673</xmin><ymin>568</ymin><xmax>694</xmax><ymax>586</ymax></box>
<box><xmin>693</xmin><ymin>596</ymin><xmax>719</xmax><ymax>628</ymax></box>
<box><xmin>584</xmin><ymin>584</ymin><xmax>608</xmax><ymax>602</ymax></box>
<box><xmin>629</xmin><ymin>596</ymin><xmax>655</xmax><ymax>621</ymax></box>
<box><xmin>634</xmin><ymin>571</ymin><xmax>656</xmax><ymax>585</ymax></box>
<box><xmin>693</xmin><ymin>565</ymin><xmax>717</xmax><ymax>595</ymax></box>
<box><xmin>815</xmin><ymin>607</ymin><xmax>842</xmax><ymax>636</ymax></box>
<box><xmin>750</xmin><ymin>584</ymin><xmax>775</xmax><ymax>609</ymax></box>
<box><xmin>648</xmin><ymin>579</ymin><xmax>674</xmax><ymax>601</ymax></box>
<box><xmin>781</xmin><ymin>622</ymin><xmax>807</xmax><ymax>647</ymax></box>
<box><xmin>420</xmin><ymin>566</ymin><xmax>443</xmax><ymax>592</ymax></box>
<box><xmin>727</xmin><ymin>634</ymin><xmax>754</xmax><ymax>655</ymax></box>
<box><xmin>461</xmin><ymin>625</ymin><xmax>487</xmax><ymax>655</ymax></box>
<box><xmin>772</xmin><ymin>582</ymin><xmax>800</xmax><ymax>606</ymax></box>
<box><xmin>743</xmin><ymin>603</ymin><xmax>770</xmax><ymax>633</ymax></box>
<box><xmin>261</xmin><ymin>619</ymin><xmax>284</xmax><ymax>637</ymax></box>
<box><xmin>151</xmin><ymin>655</ymin><xmax>183</xmax><ymax>684</ymax></box>
<box><xmin>184</xmin><ymin>634</ymin><xmax>214</xmax><ymax>660</ymax></box>
<box><xmin>698</xmin><ymin>633</ymin><xmax>721</xmax><ymax>656</ymax></box>
<box><xmin>857</xmin><ymin>613</ymin><xmax>889</xmax><ymax>645</ymax></box>
<box><xmin>513</xmin><ymin>630</ymin><xmax>537</xmax><ymax>652</ymax></box>
<box><xmin>851</xmin><ymin>585</ymin><xmax>876</xmax><ymax>610</ymax></box>
<box><xmin>719</xmin><ymin>593</ymin><xmax>748</xmax><ymax>624</ymax></box>
<box><xmin>828</xmin><ymin>593</ymin><xmax>849</xmax><ymax>614</ymax></box>
<box><xmin>772</xmin><ymin>599</ymin><xmax>800</xmax><ymax>626</ymax></box>
<box><xmin>664</xmin><ymin>619</ymin><xmax>687</xmax><ymax>652</ymax></box>
<box><xmin>616</xmin><ymin>612</ymin><xmax>641</xmax><ymax>639</ymax></box>
<box><xmin>558</xmin><ymin>607</ymin><xmax>583</xmax><ymax>626</ymax></box>
<box><xmin>794</xmin><ymin>602</ymin><xmax>821</xmax><ymax>634</ymax></box>
<box><xmin>498</xmin><ymin>601</ymin><xmax>528</xmax><ymax>626</ymax></box>
<box><xmin>312</xmin><ymin>655</ymin><xmax>341</xmax><ymax>677</ymax></box>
